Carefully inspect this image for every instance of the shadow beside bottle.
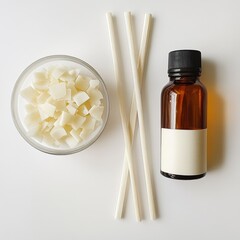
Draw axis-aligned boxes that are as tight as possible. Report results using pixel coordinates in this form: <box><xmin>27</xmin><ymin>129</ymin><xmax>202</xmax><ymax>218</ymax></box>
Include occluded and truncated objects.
<box><xmin>202</xmin><ymin>59</ymin><xmax>226</xmax><ymax>171</ymax></box>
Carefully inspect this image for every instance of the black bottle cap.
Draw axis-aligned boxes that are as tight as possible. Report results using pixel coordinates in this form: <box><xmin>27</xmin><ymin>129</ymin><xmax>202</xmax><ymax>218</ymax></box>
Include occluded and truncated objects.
<box><xmin>168</xmin><ymin>50</ymin><xmax>201</xmax><ymax>76</ymax></box>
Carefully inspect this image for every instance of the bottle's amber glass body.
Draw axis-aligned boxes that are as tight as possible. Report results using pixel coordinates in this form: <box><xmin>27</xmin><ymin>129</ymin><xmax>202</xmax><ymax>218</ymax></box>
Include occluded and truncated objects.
<box><xmin>161</xmin><ymin>76</ymin><xmax>207</xmax><ymax>180</ymax></box>
<box><xmin>161</xmin><ymin>76</ymin><xmax>207</xmax><ymax>130</ymax></box>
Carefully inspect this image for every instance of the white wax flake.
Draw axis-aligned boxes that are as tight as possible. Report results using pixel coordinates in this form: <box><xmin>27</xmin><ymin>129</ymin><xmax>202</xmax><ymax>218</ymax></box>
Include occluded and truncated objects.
<box><xmin>53</xmin><ymin>116</ymin><xmax>61</xmax><ymax>127</ymax></box>
<box><xmin>75</xmin><ymin>75</ymin><xmax>89</xmax><ymax>91</ymax></box>
<box><xmin>40</xmin><ymin>121</ymin><xmax>49</xmax><ymax>132</ymax></box>
<box><xmin>78</xmin><ymin>104</ymin><xmax>89</xmax><ymax>116</ymax></box>
<box><xmin>59</xmin><ymin>111</ymin><xmax>72</xmax><ymax>126</ymax></box>
<box><xmin>61</xmin><ymin>89</ymin><xmax>71</xmax><ymax>101</ymax></box>
<box><xmin>87</xmin><ymin>89</ymin><xmax>103</xmax><ymax>105</ymax></box>
<box><xmin>49</xmin><ymin>78</ymin><xmax>59</xmax><ymax>84</ymax></box>
<box><xmin>51</xmin><ymin>67</ymin><xmax>67</xmax><ymax>80</ymax></box>
<box><xmin>82</xmin><ymin>116</ymin><xmax>96</xmax><ymax>130</ymax></box>
<box><xmin>21</xmin><ymin>86</ymin><xmax>39</xmax><ymax>103</ymax></box>
<box><xmin>60</xmin><ymin>72</ymin><xmax>76</xmax><ymax>82</ymax></box>
<box><xmin>37</xmin><ymin>91</ymin><xmax>50</xmax><ymax>104</ymax></box>
<box><xmin>65</xmin><ymin>135</ymin><xmax>79</xmax><ymax>148</ymax></box>
<box><xmin>66</xmin><ymin>104</ymin><xmax>77</xmax><ymax>115</ymax></box>
<box><xmin>89</xmin><ymin>79</ymin><xmax>100</xmax><ymax>89</ymax></box>
<box><xmin>53</xmin><ymin>111</ymin><xmax>61</xmax><ymax>120</ymax></box>
<box><xmin>27</xmin><ymin>124</ymin><xmax>41</xmax><ymax>137</ymax></box>
<box><xmin>32</xmin><ymin>71</ymin><xmax>49</xmax><ymax>90</ymax></box>
<box><xmin>70</xmin><ymin>129</ymin><xmax>81</xmax><ymax>142</ymax></box>
<box><xmin>24</xmin><ymin>111</ymin><xmax>41</xmax><ymax>126</ymax></box>
<box><xmin>80</xmin><ymin>128</ymin><xmax>92</xmax><ymax>140</ymax></box>
<box><xmin>49</xmin><ymin>82</ymin><xmax>66</xmax><ymax>100</ymax></box>
<box><xmin>38</xmin><ymin>103</ymin><xmax>56</xmax><ymax>121</ymax></box>
<box><xmin>52</xmin><ymin>100</ymin><xmax>66</xmax><ymax>112</ymax></box>
<box><xmin>91</xmin><ymin>100</ymin><xmax>101</xmax><ymax>107</ymax></box>
<box><xmin>73</xmin><ymin>91</ymin><xmax>89</xmax><ymax>106</ymax></box>
<box><xmin>70</xmin><ymin>114</ymin><xmax>86</xmax><ymax>130</ymax></box>
<box><xmin>89</xmin><ymin>105</ymin><xmax>104</xmax><ymax>121</ymax></box>
<box><xmin>68</xmin><ymin>69</ymin><xmax>80</xmax><ymax>77</ymax></box>
<box><xmin>44</xmin><ymin>119</ymin><xmax>55</xmax><ymax>132</ymax></box>
<box><xmin>43</xmin><ymin>132</ymin><xmax>55</xmax><ymax>145</ymax></box>
<box><xmin>67</xmin><ymin>82</ymin><xmax>78</xmax><ymax>96</ymax></box>
<box><xmin>50</xmin><ymin>126</ymin><xmax>67</xmax><ymax>140</ymax></box>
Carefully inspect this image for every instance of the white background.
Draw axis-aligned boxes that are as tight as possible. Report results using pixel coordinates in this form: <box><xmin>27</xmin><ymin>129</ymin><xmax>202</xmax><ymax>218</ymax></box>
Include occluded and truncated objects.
<box><xmin>1</xmin><ymin>0</ymin><xmax>240</xmax><ymax>239</ymax></box>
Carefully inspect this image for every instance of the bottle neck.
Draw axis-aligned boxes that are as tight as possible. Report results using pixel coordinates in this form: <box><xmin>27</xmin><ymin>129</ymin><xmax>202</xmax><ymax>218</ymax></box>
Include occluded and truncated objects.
<box><xmin>168</xmin><ymin>67</ymin><xmax>201</xmax><ymax>83</ymax></box>
<box><xmin>169</xmin><ymin>75</ymin><xmax>200</xmax><ymax>84</ymax></box>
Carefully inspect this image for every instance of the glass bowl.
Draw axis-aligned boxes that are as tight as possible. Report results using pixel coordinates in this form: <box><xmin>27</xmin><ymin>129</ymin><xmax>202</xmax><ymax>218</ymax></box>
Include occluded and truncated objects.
<box><xmin>11</xmin><ymin>55</ymin><xmax>109</xmax><ymax>155</ymax></box>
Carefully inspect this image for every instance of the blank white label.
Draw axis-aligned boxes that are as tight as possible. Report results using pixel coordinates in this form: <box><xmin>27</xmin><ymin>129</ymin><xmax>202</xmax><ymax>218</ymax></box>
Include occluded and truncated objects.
<box><xmin>161</xmin><ymin>128</ymin><xmax>207</xmax><ymax>175</ymax></box>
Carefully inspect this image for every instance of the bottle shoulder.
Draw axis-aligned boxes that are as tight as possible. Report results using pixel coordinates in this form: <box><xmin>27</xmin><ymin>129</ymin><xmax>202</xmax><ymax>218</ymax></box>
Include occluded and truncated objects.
<box><xmin>161</xmin><ymin>80</ymin><xmax>207</xmax><ymax>96</ymax></box>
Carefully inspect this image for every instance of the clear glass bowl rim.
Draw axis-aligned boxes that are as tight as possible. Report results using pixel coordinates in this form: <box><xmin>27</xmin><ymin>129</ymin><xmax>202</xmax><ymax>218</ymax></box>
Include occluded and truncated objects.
<box><xmin>11</xmin><ymin>55</ymin><xmax>110</xmax><ymax>155</ymax></box>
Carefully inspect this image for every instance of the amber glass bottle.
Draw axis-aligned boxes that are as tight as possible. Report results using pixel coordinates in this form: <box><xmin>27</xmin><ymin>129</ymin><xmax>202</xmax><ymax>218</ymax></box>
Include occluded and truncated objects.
<box><xmin>161</xmin><ymin>50</ymin><xmax>207</xmax><ymax>180</ymax></box>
